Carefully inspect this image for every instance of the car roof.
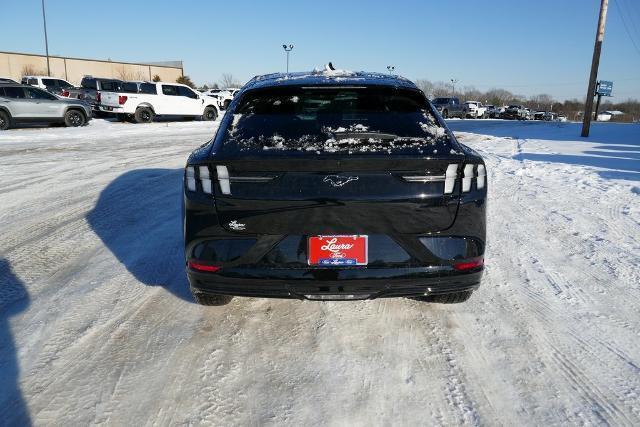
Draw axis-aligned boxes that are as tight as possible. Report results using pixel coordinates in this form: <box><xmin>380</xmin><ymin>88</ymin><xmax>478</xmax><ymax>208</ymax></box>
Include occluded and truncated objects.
<box><xmin>243</xmin><ymin>70</ymin><xmax>418</xmax><ymax>92</ymax></box>
<box><xmin>0</xmin><ymin>83</ymin><xmax>28</xmax><ymax>88</ymax></box>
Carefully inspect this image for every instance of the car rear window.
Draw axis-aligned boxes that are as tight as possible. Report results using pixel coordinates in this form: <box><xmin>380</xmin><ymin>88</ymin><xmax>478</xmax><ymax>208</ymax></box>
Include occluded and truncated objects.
<box><xmin>221</xmin><ymin>86</ymin><xmax>449</xmax><ymax>154</ymax></box>
<box><xmin>2</xmin><ymin>87</ymin><xmax>25</xmax><ymax>98</ymax></box>
<box><xmin>122</xmin><ymin>82</ymin><xmax>139</xmax><ymax>93</ymax></box>
<box><xmin>99</xmin><ymin>80</ymin><xmax>122</xmax><ymax>91</ymax></box>
<box><xmin>82</xmin><ymin>78</ymin><xmax>97</xmax><ymax>89</ymax></box>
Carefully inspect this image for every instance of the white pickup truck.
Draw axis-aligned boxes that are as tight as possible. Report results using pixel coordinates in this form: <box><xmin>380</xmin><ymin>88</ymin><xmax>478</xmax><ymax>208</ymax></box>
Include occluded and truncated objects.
<box><xmin>99</xmin><ymin>82</ymin><xmax>219</xmax><ymax>123</ymax></box>
<box><xmin>464</xmin><ymin>101</ymin><xmax>487</xmax><ymax>119</ymax></box>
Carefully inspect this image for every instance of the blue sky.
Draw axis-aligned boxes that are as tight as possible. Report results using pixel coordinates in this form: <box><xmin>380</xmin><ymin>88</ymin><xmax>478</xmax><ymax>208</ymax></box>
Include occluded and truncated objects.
<box><xmin>2</xmin><ymin>0</ymin><xmax>639</xmax><ymax>100</ymax></box>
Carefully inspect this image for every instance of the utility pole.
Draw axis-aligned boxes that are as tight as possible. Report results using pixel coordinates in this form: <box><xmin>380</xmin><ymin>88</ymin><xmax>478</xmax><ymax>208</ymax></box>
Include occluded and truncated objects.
<box><xmin>282</xmin><ymin>44</ymin><xmax>294</xmax><ymax>74</ymax></box>
<box><xmin>42</xmin><ymin>0</ymin><xmax>51</xmax><ymax>76</ymax></box>
<box><xmin>581</xmin><ymin>0</ymin><xmax>608</xmax><ymax>137</ymax></box>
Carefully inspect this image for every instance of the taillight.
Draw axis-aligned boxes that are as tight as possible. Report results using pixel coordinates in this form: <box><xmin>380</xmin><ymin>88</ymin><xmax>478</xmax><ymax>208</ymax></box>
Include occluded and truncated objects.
<box><xmin>96</xmin><ymin>92</ymin><xmax>101</xmax><ymax>103</ymax></box>
<box><xmin>187</xmin><ymin>260</ymin><xmax>221</xmax><ymax>273</ymax></box>
<box><xmin>453</xmin><ymin>258</ymin><xmax>484</xmax><ymax>271</ymax></box>
<box><xmin>185</xmin><ymin>165</ymin><xmax>213</xmax><ymax>194</ymax></box>
<box><xmin>118</xmin><ymin>95</ymin><xmax>127</xmax><ymax>105</ymax></box>
<box><xmin>61</xmin><ymin>90</ymin><xmax>69</xmax><ymax>97</ymax></box>
<box><xmin>462</xmin><ymin>163</ymin><xmax>487</xmax><ymax>192</ymax></box>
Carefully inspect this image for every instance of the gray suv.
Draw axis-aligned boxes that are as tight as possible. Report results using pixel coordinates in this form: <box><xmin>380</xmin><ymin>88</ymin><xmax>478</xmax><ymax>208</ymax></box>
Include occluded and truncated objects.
<box><xmin>0</xmin><ymin>84</ymin><xmax>92</xmax><ymax>130</ymax></box>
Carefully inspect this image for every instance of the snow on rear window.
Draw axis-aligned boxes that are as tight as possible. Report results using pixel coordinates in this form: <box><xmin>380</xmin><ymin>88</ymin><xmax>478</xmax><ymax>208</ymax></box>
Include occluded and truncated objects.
<box><xmin>221</xmin><ymin>86</ymin><xmax>450</xmax><ymax>154</ymax></box>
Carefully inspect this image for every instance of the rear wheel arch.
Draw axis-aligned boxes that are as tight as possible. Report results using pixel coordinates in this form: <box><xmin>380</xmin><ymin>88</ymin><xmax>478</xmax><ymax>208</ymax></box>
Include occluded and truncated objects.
<box><xmin>0</xmin><ymin>108</ymin><xmax>11</xmax><ymax>130</ymax></box>
<box><xmin>63</xmin><ymin>107</ymin><xmax>87</xmax><ymax>127</ymax></box>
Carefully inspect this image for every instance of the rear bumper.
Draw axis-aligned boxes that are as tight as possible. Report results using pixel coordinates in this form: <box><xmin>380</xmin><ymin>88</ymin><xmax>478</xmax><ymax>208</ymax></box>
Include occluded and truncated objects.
<box><xmin>188</xmin><ymin>267</ymin><xmax>482</xmax><ymax>300</ymax></box>
<box><xmin>99</xmin><ymin>105</ymin><xmax>124</xmax><ymax>113</ymax></box>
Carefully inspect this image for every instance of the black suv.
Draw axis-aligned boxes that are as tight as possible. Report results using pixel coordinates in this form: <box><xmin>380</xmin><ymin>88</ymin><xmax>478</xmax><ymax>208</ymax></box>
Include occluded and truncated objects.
<box><xmin>183</xmin><ymin>71</ymin><xmax>487</xmax><ymax>305</ymax></box>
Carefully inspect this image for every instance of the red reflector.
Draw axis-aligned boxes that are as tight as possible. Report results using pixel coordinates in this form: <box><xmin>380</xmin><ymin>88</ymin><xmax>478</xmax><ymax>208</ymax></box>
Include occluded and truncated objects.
<box><xmin>118</xmin><ymin>95</ymin><xmax>128</xmax><ymax>105</ymax></box>
<box><xmin>188</xmin><ymin>260</ymin><xmax>221</xmax><ymax>273</ymax></box>
<box><xmin>453</xmin><ymin>258</ymin><xmax>484</xmax><ymax>271</ymax></box>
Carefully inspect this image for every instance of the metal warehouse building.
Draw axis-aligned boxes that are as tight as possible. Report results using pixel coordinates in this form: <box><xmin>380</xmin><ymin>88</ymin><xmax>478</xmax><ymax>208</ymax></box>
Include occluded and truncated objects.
<box><xmin>0</xmin><ymin>50</ymin><xmax>184</xmax><ymax>85</ymax></box>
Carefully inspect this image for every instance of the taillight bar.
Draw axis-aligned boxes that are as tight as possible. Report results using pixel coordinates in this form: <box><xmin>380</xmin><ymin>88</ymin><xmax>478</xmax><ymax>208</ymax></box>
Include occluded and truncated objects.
<box><xmin>188</xmin><ymin>260</ymin><xmax>221</xmax><ymax>273</ymax></box>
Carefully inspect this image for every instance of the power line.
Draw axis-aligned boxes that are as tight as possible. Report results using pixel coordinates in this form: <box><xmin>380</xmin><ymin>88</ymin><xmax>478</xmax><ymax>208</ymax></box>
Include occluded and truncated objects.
<box><xmin>613</xmin><ymin>0</ymin><xmax>640</xmax><ymax>57</ymax></box>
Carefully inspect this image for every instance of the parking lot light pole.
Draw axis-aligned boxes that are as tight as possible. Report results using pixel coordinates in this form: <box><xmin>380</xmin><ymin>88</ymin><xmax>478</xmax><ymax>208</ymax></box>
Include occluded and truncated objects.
<box><xmin>42</xmin><ymin>0</ymin><xmax>51</xmax><ymax>76</ymax></box>
<box><xmin>386</xmin><ymin>65</ymin><xmax>395</xmax><ymax>74</ymax></box>
<box><xmin>282</xmin><ymin>44</ymin><xmax>294</xmax><ymax>74</ymax></box>
<box><xmin>450</xmin><ymin>79</ymin><xmax>458</xmax><ymax>97</ymax></box>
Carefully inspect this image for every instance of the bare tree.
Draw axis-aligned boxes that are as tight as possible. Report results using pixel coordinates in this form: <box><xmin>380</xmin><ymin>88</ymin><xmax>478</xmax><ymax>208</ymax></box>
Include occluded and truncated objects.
<box><xmin>220</xmin><ymin>73</ymin><xmax>241</xmax><ymax>88</ymax></box>
<box><xmin>431</xmin><ymin>81</ymin><xmax>451</xmax><ymax>98</ymax></box>
<box><xmin>415</xmin><ymin>79</ymin><xmax>434</xmax><ymax>97</ymax></box>
<box><xmin>21</xmin><ymin>64</ymin><xmax>48</xmax><ymax>76</ymax></box>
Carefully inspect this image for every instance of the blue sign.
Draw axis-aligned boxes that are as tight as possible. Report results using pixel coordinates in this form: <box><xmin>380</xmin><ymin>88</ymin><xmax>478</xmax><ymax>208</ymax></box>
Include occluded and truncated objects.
<box><xmin>596</xmin><ymin>80</ymin><xmax>613</xmax><ymax>96</ymax></box>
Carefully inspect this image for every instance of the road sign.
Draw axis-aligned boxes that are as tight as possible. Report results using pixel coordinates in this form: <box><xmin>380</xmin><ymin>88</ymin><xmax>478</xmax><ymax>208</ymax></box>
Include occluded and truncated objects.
<box><xmin>596</xmin><ymin>80</ymin><xmax>613</xmax><ymax>96</ymax></box>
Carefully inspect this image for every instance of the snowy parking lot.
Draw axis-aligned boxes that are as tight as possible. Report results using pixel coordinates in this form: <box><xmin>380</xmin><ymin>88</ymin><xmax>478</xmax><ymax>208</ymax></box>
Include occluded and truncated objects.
<box><xmin>1</xmin><ymin>118</ymin><xmax>639</xmax><ymax>425</ymax></box>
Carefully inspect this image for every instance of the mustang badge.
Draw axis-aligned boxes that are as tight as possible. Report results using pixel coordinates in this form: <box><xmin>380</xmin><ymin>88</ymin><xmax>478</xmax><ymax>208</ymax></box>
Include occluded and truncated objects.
<box><xmin>323</xmin><ymin>175</ymin><xmax>359</xmax><ymax>187</ymax></box>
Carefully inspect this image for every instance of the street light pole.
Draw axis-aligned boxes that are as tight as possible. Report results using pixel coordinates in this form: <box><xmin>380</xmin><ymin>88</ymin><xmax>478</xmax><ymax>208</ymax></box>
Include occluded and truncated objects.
<box><xmin>42</xmin><ymin>0</ymin><xmax>51</xmax><ymax>76</ymax></box>
<box><xmin>386</xmin><ymin>65</ymin><xmax>395</xmax><ymax>74</ymax></box>
<box><xmin>450</xmin><ymin>79</ymin><xmax>458</xmax><ymax>97</ymax></box>
<box><xmin>282</xmin><ymin>44</ymin><xmax>294</xmax><ymax>74</ymax></box>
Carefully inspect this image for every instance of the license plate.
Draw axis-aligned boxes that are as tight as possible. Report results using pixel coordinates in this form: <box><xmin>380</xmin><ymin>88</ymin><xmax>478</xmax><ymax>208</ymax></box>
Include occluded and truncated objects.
<box><xmin>308</xmin><ymin>235</ymin><xmax>368</xmax><ymax>266</ymax></box>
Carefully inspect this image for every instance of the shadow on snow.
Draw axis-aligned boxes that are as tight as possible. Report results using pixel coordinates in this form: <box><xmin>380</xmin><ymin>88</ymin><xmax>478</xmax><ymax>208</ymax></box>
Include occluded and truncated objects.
<box><xmin>86</xmin><ymin>168</ymin><xmax>193</xmax><ymax>303</ymax></box>
<box><xmin>0</xmin><ymin>259</ymin><xmax>32</xmax><ymax>426</ymax></box>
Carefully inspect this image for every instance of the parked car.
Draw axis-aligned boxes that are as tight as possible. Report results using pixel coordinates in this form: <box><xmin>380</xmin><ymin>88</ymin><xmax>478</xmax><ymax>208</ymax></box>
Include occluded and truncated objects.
<box><xmin>63</xmin><ymin>76</ymin><xmax>124</xmax><ymax>114</ymax></box>
<box><xmin>0</xmin><ymin>77</ymin><xmax>18</xmax><ymax>84</ymax></box>
<box><xmin>524</xmin><ymin>108</ymin><xmax>533</xmax><ymax>120</ymax></box>
<box><xmin>21</xmin><ymin>75</ymin><xmax>74</xmax><ymax>96</ymax></box>
<box><xmin>183</xmin><ymin>71</ymin><xmax>487</xmax><ymax>305</ymax></box>
<box><xmin>502</xmin><ymin>105</ymin><xmax>527</xmax><ymax>120</ymax></box>
<box><xmin>464</xmin><ymin>101</ymin><xmax>487</xmax><ymax>118</ymax></box>
<box><xmin>218</xmin><ymin>88</ymin><xmax>241</xmax><ymax>110</ymax></box>
<box><xmin>431</xmin><ymin>97</ymin><xmax>466</xmax><ymax>118</ymax></box>
<box><xmin>99</xmin><ymin>81</ymin><xmax>219</xmax><ymax>123</ymax></box>
<box><xmin>0</xmin><ymin>83</ymin><xmax>91</xmax><ymax>130</ymax></box>
<box><xmin>557</xmin><ymin>114</ymin><xmax>568</xmax><ymax>122</ymax></box>
<box><xmin>533</xmin><ymin>111</ymin><xmax>546</xmax><ymax>120</ymax></box>
<box><xmin>485</xmin><ymin>105</ymin><xmax>496</xmax><ymax>118</ymax></box>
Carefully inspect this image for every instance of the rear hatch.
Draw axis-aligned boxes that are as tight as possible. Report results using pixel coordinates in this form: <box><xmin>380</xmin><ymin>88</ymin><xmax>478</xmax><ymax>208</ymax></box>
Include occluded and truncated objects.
<box><xmin>209</xmin><ymin>85</ymin><xmax>467</xmax><ymax>235</ymax></box>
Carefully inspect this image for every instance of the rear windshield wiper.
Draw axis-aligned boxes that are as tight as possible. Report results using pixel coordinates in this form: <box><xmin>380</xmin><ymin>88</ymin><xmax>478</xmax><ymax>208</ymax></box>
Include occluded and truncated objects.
<box><xmin>331</xmin><ymin>131</ymin><xmax>400</xmax><ymax>141</ymax></box>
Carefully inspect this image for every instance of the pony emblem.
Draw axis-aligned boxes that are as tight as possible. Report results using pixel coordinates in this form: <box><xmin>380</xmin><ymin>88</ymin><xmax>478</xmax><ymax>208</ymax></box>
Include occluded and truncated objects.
<box><xmin>323</xmin><ymin>175</ymin><xmax>359</xmax><ymax>187</ymax></box>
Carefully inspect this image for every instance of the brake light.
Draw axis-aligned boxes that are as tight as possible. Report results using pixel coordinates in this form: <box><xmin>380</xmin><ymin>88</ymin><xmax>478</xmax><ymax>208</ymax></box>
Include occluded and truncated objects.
<box><xmin>453</xmin><ymin>258</ymin><xmax>484</xmax><ymax>271</ymax></box>
<box><xmin>188</xmin><ymin>260</ymin><xmax>221</xmax><ymax>273</ymax></box>
<box><xmin>61</xmin><ymin>90</ymin><xmax>70</xmax><ymax>97</ymax></box>
<box><xmin>96</xmin><ymin>92</ymin><xmax>101</xmax><ymax>103</ymax></box>
<box><xmin>118</xmin><ymin>95</ymin><xmax>127</xmax><ymax>105</ymax></box>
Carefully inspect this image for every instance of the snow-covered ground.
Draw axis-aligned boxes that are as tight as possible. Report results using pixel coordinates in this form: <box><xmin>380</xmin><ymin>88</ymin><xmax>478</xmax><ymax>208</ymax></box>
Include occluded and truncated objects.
<box><xmin>1</xmin><ymin>118</ymin><xmax>639</xmax><ymax>426</ymax></box>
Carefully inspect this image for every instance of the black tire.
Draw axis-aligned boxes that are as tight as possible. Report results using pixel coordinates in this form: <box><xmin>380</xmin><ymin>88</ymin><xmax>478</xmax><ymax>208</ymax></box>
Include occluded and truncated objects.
<box><xmin>64</xmin><ymin>109</ymin><xmax>86</xmax><ymax>127</ymax></box>
<box><xmin>116</xmin><ymin>113</ymin><xmax>127</xmax><ymax>122</ymax></box>
<box><xmin>192</xmin><ymin>292</ymin><xmax>233</xmax><ymax>306</ymax></box>
<box><xmin>134</xmin><ymin>107</ymin><xmax>154</xmax><ymax>123</ymax></box>
<box><xmin>411</xmin><ymin>291</ymin><xmax>473</xmax><ymax>304</ymax></box>
<box><xmin>442</xmin><ymin>109</ymin><xmax>449</xmax><ymax>119</ymax></box>
<box><xmin>0</xmin><ymin>110</ymin><xmax>10</xmax><ymax>130</ymax></box>
<box><xmin>202</xmin><ymin>106</ymin><xmax>218</xmax><ymax>121</ymax></box>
